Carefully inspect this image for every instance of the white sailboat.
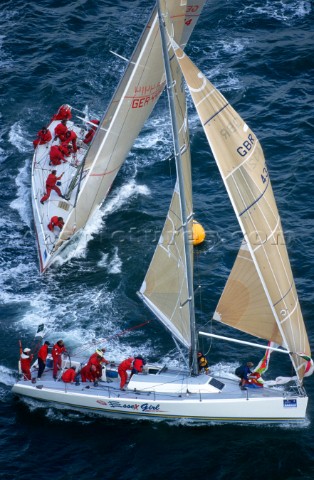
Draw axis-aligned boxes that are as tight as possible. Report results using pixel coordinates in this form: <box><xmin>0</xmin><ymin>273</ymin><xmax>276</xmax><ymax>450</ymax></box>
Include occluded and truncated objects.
<box><xmin>13</xmin><ymin>0</ymin><xmax>312</xmax><ymax>423</ymax></box>
<box><xmin>33</xmin><ymin>1</ymin><xmax>206</xmax><ymax>273</ymax></box>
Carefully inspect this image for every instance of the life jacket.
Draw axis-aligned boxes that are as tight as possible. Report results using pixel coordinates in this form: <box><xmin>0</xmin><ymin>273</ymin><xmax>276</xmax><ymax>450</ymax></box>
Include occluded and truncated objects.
<box><xmin>198</xmin><ymin>355</ymin><xmax>209</xmax><ymax>371</ymax></box>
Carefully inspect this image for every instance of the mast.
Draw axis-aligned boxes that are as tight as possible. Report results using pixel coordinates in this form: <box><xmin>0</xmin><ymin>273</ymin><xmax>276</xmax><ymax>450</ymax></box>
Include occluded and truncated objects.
<box><xmin>157</xmin><ymin>1</ymin><xmax>198</xmax><ymax>375</ymax></box>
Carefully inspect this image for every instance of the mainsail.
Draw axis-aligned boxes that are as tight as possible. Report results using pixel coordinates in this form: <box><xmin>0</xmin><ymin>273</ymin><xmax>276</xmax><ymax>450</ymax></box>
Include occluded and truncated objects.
<box><xmin>52</xmin><ymin>2</ymin><xmax>206</xmax><ymax>258</ymax></box>
<box><xmin>172</xmin><ymin>43</ymin><xmax>311</xmax><ymax>381</ymax></box>
<box><xmin>139</xmin><ymin>2</ymin><xmax>194</xmax><ymax>350</ymax></box>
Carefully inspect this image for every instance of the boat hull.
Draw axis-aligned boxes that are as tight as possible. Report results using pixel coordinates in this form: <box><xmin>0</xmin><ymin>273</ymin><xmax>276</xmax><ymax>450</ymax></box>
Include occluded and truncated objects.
<box><xmin>12</xmin><ymin>382</ymin><xmax>308</xmax><ymax>424</ymax></box>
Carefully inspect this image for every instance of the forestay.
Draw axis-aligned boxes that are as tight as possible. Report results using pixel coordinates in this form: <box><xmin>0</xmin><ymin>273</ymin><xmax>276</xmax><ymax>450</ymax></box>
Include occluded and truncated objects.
<box><xmin>172</xmin><ymin>43</ymin><xmax>311</xmax><ymax>381</ymax></box>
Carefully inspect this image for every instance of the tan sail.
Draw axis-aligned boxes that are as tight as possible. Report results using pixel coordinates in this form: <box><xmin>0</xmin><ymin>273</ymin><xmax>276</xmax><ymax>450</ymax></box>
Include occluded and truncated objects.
<box><xmin>213</xmin><ymin>242</ymin><xmax>283</xmax><ymax>345</ymax></box>
<box><xmin>139</xmin><ymin>10</ymin><xmax>193</xmax><ymax>348</ymax></box>
<box><xmin>173</xmin><ymin>44</ymin><xmax>310</xmax><ymax>380</ymax></box>
<box><xmin>53</xmin><ymin>1</ymin><xmax>205</xmax><ymax>254</ymax></box>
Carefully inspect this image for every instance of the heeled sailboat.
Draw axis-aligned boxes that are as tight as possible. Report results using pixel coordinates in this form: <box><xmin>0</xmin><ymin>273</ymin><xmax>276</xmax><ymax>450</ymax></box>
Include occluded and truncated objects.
<box><xmin>14</xmin><ymin>0</ymin><xmax>312</xmax><ymax>423</ymax></box>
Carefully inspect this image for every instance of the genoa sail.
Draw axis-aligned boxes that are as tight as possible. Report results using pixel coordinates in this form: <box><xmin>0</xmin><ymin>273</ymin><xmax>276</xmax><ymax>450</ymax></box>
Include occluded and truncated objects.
<box><xmin>172</xmin><ymin>43</ymin><xmax>311</xmax><ymax>381</ymax></box>
<box><xmin>139</xmin><ymin>2</ymin><xmax>194</xmax><ymax>349</ymax></box>
<box><xmin>51</xmin><ymin>2</ymin><xmax>206</xmax><ymax>263</ymax></box>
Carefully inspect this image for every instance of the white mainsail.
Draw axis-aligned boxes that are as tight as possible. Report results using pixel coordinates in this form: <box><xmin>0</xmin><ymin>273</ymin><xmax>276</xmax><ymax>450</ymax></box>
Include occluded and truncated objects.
<box><xmin>51</xmin><ymin>2</ymin><xmax>206</xmax><ymax>262</ymax></box>
<box><xmin>139</xmin><ymin>2</ymin><xmax>194</xmax><ymax>349</ymax></box>
<box><xmin>172</xmin><ymin>43</ymin><xmax>311</xmax><ymax>381</ymax></box>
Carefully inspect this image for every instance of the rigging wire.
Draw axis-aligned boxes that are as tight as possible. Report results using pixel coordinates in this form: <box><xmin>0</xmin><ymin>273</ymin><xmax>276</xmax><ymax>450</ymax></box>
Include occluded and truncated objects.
<box><xmin>73</xmin><ymin>320</ymin><xmax>152</xmax><ymax>356</ymax></box>
<box><xmin>172</xmin><ymin>337</ymin><xmax>188</xmax><ymax>369</ymax></box>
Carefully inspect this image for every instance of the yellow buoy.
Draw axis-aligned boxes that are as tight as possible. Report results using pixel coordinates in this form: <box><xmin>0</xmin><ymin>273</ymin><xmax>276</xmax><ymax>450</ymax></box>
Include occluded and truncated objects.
<box><xmin>192</xmin><ymin>220</ymin><xmax>205</xmax><ymax>246</ymax></box>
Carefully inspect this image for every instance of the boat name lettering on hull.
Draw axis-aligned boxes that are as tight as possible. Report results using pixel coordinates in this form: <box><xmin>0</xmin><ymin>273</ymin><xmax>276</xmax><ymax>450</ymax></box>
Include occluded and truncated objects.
<box><xmin>237</xmin><ymin>134</ymin><xmax>255</xmax><ymax>157</ymax></box>
<box><xmin>108</xmin><ymin>400</ymin><xmax>161</xmax><ymax>412</ymax></box>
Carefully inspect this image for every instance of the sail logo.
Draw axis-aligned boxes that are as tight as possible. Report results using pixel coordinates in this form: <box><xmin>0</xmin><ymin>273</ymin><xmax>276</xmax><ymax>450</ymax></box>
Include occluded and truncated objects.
<box><xmin>108</xmin><ymin>400</ymin><xmax>162</xmax><ymax>412</ymax></box>
<box><xmin>131</xmin><ymin>84</ymin><xmax>164</xmax><ymax>109</ymax></box>
<box><xmin>237</xmin><ymin>134</ymin><xmax>255</xmax><ymax>157</ymax></box>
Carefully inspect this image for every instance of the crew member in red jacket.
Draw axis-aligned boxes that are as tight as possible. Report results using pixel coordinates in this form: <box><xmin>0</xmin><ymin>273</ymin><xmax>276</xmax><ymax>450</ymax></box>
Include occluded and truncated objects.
<box><xmin>59</xmin><ymin>142</ymin><xmax>73</xmax><ymax>157</ymax></box>
<box><xmin>52</xmin><ymin>340</ymin><xmax>66</xmax><ymax>380</ymax></box>
<box><xmin>118</xmin><ymin>357</ymin><xmax>134</xmax><ymax>390</ymax></box>
<box><xmin>54</xmin><ymin>119</ymin><xmax>68</xmax><ymax>142</ymax></box>
<box><xmin>62</xmin><ymin>130</ymin><xmax>78</xmax><ymax>152</ymax></box>
<box><xmin>40</xmin><ymin>170</ymin><xmax>64</xmax><ymax>204</ymax></box>
<box><xmin>33</xmin><ymin>127</ymin><xmax>52</xmax><ymax>148</ymax></box>
<box><xmin>80</xmin><ymin>364</ymin><xmax>93</xmax><ymax>382</ymax></box>
<box><xmin>87</xmin><ymin>349</ymin><xmax>110</xmax><ymax>382</ymax></box>
<box><xmin>129</xmin><ymin>355</ymin><xmax>145</xmax><ymax>381</ymax></box>
<box><xmin>48</xmin><ymin>216</ymin><xmax>64</xmax><ymax>232</ymax></box>
<box><xmin>37</xmin><ymin>341</ymin><xmax>50</xmax><ymax>379</ymax></box>
<box><xmin>20</xmin><ymin>347</ymin><xmax>34</xmax><ymax>381</ymax></box>
<box><xmin>51</xmin><ymin>104</ymin><xmax>72</xmax><ymax>121</ymax></box>
<box><xmin>62</xmin><ymin>367</ymin><xmax>77</xmax><ymax>383</ymax></box>
<box><xmin>49</xmin><ymin>145</ymin><xmax>67</xmax><ymax>166</ymax></box>
<box><xmin>83</xmin><ymin>119</ymin><xmax>100</xmax><ymax>145</ymax></box>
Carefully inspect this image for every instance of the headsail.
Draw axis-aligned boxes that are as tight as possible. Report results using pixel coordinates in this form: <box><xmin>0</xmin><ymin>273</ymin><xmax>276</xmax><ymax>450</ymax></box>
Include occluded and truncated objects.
<box><xmin>51</xmin><ymin>2</ymin><xmax>206</xmax><ymax>261</ymax></box>
<box><xmin>172</xmin><ymin>44</ymin><xmax>311</xmax><ymax>381</ymax></box>
<box><xmin>213</xmin><ymin>242</ymin><xmax>283</xmax><ymax>345</ymax></box>
<box><xmin>139</xmin><ymin>2</ymin><xmax>194</xmax><ymax>350</ymax></box>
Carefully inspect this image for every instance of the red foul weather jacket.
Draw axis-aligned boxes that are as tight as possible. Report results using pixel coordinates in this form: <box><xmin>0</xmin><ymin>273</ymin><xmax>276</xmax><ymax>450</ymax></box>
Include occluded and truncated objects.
<box><xmin>52</xmin><ymin>343</ymin><xmax>65</xmax><ymax>359</ymax></box>
<box><xmin>62</xmin><ymin>368</ymin><xmax>76</xmax><ymax>383</ymax></box>
<box><xmin>38</xmin><ymin>344</ymin><xmax>49</xmax><ymax>362</ymax></box>
<box><xmin>46</xmin><ymin>172</ymin><xmax>62</xmax><ymax>188</ymax></box>
<box><xmin>118</xmin><ymin>357</ymin><xmax>134</xmax><ymax>372</ymax></box>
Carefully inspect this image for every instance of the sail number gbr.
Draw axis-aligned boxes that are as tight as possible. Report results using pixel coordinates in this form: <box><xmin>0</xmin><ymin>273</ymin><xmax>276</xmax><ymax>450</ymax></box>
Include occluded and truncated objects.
<box><xmin>237</xmin><ymin>134</ymin><xmax>268</xmax><ymax>184</ymax></box>
<box><xmin>236</xmin><ymin>134</ymin><xmax>255</xmax><ymax>157</ymax></box>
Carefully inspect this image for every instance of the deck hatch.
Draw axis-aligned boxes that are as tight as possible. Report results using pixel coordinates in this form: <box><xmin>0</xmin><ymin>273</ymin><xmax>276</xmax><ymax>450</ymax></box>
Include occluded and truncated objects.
<box><xmin>208</xmin><ymin>378</ymin><xmax>225</xmax><ymax>390</ymax></box>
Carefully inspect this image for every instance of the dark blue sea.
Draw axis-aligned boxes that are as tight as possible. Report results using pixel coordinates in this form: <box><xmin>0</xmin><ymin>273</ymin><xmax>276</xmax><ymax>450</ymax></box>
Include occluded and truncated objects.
<box><xmin>1</xmin><ymin>0</ymin><xmax>314</xmax><ymax>479</ymax></box>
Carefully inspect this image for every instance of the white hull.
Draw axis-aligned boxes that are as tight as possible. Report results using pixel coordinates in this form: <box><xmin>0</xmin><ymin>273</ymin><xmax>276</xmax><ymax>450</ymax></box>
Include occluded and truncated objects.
<box><xmin>12</xmin><ymin>361</ymin><xmax>308</xmax><ymax>424</ymax></box>
<box><xmin>32</xmin><ymin>119</ymin><xmax>88</xmax><ymax>273</ymax></box>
